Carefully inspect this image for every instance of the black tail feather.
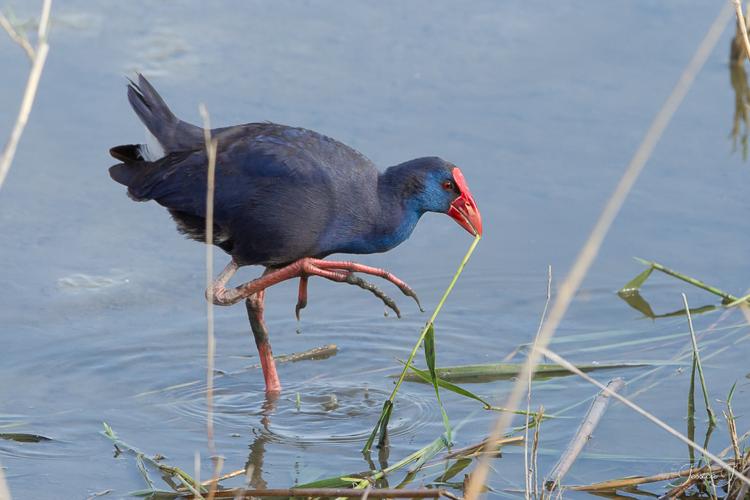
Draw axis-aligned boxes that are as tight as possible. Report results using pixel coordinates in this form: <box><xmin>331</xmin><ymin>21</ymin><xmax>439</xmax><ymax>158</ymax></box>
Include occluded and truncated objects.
<box><xmin>125</xmin><ymin>74</ymin><xmax>203</xmax><ymax>152</ymax></box>
<box><xmin>109</xmin><ymin>144</ymin><xmax>144</xmax><ymax>163</ymax></box>
<box><xmin>109</xmin><ymin>150</ymin><xmax>194</xmax><ymax>202</ymax></box>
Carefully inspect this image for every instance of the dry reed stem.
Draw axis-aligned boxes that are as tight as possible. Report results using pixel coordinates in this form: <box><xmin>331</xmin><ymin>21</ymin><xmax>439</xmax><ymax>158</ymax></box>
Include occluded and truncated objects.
<box><xmin>464</xmin><ymin>4</ymin><xmax>733</xmax><ymax>498</ymax></box>
<box><xmin>725</xmin><ymin>410</ymin><xmax>741</xmax><ymax>496</ymax></box>
<box><xmin>524</xmin><ymin>266</ymin><xmax>552</xmax><ymax>500</ymax></box>
<box><xmin>0</xmin><ymin>0</ymin><xmax>52</xmax><ymax>191</ymax></box>
<box><xmin>200</xmin><ymin>468</ymin><xmax>247</xmax><ymax>486</ymax></box>
<box><xmin>569</xmin><ymin>464</ymin><xmax>725</xmax><ymax>492</ymax></box>
<box><xmin>539</xmin><ymin>347</ymin><xmax>750</xmax><ymax>490</ymax></box>
<box><xmin>0</xmin><ymin>464</ymin><xmax>10</xmax><ymax>500</ymax></box>
<box><xmin>531</xmin><ymin>407</ymin><xmax>543</xmax><ymax>500</ymax></box>
<box><xmin>443</xmin><ymin>436</ymin><xmax>524</xmax><ymax>460</ymax></box>
<box><xmin>735</xmin><ymin>463</ymin><xmax>750</xmax><ymax>500</ymax></box>
<box><xmin>740</xmin><ymin>303</ymin><xmax>750</xmax><ymax>326</ymax></box>
<box><xmin>199</xmin><ymin>103</ymin><xmax>220</xmax><ymax>500</ymax></box>
<box><xmin>207</xmin><ymin>456</ymin><xmax>223</xmax><ymax>500</ymax></box>
<box><xmin>735</xmin><ymin>0</ymin><xmax>750</xmax><ymax>61</ymax></box>
<box><xmin>0</xmin><ymin>14</ymin><xmax>34</xmax><ymax>60</ymax></box>
<box><xmin>727</xmin><ymin>413</ymin><xmax>741</xmax><ymax>467</ymax></box>
<box><xmin>664</xmin><ymin>475</ymin><xmax>701</xmax><ymax>499</ymax></box>
<box><xmin>545</xmin><ymin>378</ymin><xmax>625</xmax><ymax>490</ymax></box>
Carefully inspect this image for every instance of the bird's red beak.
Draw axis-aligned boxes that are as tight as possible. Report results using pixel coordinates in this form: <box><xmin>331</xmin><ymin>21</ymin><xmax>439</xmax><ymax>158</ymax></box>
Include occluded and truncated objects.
<box><xmin>447</xmin><ymin>167</ymin><xmax>483</xmax><ymax>236</ymax></box>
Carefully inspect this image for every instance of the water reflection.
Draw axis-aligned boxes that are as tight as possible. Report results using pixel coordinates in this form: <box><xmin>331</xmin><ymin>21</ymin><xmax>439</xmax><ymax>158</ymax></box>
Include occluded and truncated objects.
<box><xmin>730</xmin><ymin>15</ymin><xmax>750</xmax><ymax>159</ymax></box>
<box><xmin>617</xmin><ymin>290</ymin><xmax>716</xmax><ymax>319</ymax></box>
<box><xmin>243</xmin><ymin>394</ymin><xmax>277</xmax><ymax>489</ymax></box>
<box><xmin>243</xmin><ymin>391</ymin><xmax>390</xmax><ymax>489</ymax></box>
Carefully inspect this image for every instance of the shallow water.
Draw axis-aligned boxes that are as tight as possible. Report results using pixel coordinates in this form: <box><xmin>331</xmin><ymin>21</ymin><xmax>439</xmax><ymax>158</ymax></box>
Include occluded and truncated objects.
<box><xmin>1</xmin><ymin>1</ymin><xmax>749</xmax><ymax>498</ymax></box>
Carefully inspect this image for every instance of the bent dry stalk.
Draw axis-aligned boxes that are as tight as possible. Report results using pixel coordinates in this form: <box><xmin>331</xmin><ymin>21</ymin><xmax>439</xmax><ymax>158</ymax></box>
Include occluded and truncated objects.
<box><xmin>362</xmin><ymin>235</ymin><xmax>481</xmax><ymax>453</ymax></box>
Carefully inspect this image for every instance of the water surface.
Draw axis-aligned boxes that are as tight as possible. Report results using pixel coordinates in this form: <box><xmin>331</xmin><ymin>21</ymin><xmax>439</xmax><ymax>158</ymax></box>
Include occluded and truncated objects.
<box><xmin>1</xmin><ymin>1</ymin><xmax>749</xmax><ymax>498</ymax></box>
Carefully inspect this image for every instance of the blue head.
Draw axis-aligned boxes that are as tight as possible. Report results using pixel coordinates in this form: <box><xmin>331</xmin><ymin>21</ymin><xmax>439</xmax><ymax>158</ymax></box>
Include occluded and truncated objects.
<box><xmin>384</xmin><ymin>157</ymin><xmax>482</xmax><ymax>236</ymax></box>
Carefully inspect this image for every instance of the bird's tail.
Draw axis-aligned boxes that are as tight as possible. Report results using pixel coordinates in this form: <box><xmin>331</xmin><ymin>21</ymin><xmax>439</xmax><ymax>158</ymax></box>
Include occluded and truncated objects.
<box><xmin>109</xmin><ymin>150</ymin><xmax>194</xmax><ymax>201</ymax></box>
<box><xmin>126</xmin><ymin>74</ymin><xmax>203</xmax><ymax>153</ymax></box>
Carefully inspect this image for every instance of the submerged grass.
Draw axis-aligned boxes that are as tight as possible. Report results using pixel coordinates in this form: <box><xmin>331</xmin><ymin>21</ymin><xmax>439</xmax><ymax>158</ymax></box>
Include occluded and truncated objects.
<box><xmin>399</xmin><ymin>361</ymin><xmax>648</xmax><ymax>384</ymax></box>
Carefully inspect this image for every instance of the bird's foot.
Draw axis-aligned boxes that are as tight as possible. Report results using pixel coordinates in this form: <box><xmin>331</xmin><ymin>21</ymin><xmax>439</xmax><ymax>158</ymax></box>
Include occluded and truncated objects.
<box><xmin>294</xmin><ymin>264</ymin><xmax>402</xmax><ymax>319</ymax></box>
<box><xmin>209</xmin><ymin>258</ymin><xmax>421</xmax><ymax>319</ymax></box>
<box><xmin>309</xmin><ymin>259</ymin><xmax>423</xmax><ymax>313</ymax></box>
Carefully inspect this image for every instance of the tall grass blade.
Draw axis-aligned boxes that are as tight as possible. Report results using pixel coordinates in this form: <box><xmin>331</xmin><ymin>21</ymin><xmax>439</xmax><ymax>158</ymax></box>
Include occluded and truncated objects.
<box><xmin>687</xmin><ymin>357</ymin><xmax>697</xmax><ymax>466</ymax></box>
<box><xmin>424</xmin><ymin>324</ymin><xmax>452</xmax><ymax>442</ymax></box>
<box><xmin>362</xmin><ymin>235</ymin><xmax>481</xmax><ymax>453</ymax></box>
<box><xmin>682</xmin><ymin>294</ymin><xmax>717</xmax><ymax>427</ymax></box>
<box><xmin>404</xmin><ymin>363</ymin><xmax>490</xmax><ymax>408</ymax></box>
<box><xmin>403</xmin><ymin>363</ymin><xmax>549</xmax><ymax>417</ymax></box>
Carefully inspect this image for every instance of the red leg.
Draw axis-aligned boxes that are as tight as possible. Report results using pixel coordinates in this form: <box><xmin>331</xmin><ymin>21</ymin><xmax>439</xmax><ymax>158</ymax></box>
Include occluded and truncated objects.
<box><xmin>206</xmin><ymin>257</ymin><xmax>422</xmax><ymax>392</ymax></box>
<box><xmin>245</xmin><ymin>287</ymin><xmax>281</xmax><ymax>393</ymax></box>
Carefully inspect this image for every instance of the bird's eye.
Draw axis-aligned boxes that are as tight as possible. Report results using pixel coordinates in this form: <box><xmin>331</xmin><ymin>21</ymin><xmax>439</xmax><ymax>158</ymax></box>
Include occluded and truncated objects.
<box><xmin>442</xmin><ymin>180</ymin><xmax>454</xmax><ymax>190</ymax></box>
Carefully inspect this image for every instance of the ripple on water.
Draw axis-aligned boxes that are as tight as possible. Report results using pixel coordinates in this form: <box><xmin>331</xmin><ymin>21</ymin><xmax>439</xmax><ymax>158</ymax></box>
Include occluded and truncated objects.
<box><xmin>161</xmin><ymin>377</ymin><xmax>435</xmax><ymax>446</ymax></box>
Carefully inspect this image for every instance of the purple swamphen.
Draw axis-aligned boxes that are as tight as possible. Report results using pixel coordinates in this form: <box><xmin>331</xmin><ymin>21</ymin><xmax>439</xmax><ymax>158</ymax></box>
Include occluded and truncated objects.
<box><xmin>109</xmin><ymin>75</ymin><xmax>482</xmax><ymax>393</ymax></box>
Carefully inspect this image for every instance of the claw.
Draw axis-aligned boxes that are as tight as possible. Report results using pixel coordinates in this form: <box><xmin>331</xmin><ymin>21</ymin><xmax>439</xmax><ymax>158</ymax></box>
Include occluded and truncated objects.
<box><xmin>295</xmin><ymin>276</ymin><xmax>308</xmax><ymax>321</ymax></box>
<box><xmin>400</xmin><ymin>286</ymin><xmax>423</xmax><ymax>312</ymax></box>
<box><xmin>344</xmin><ymin>273</ymin><xmax>401</xmax><ymax>318</ymax></box>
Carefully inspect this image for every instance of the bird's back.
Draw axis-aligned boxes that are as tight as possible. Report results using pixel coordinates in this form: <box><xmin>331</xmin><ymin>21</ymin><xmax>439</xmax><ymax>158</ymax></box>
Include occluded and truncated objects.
<box><xmin>110</xmin><ymin>76</ymin><xmax>382</xmax><ymax>265</ymax></box>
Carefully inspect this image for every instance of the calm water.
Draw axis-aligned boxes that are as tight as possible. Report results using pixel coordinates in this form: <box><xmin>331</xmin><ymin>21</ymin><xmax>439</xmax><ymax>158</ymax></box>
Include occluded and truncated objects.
<box><xmin>1</xmin><ymin>1</ymin><xmax>749</xmax><ymax>498</ymax></box>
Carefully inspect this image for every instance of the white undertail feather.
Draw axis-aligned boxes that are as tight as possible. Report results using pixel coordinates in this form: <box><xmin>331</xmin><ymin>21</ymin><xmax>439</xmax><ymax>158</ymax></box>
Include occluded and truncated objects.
<box><xmin>139</xmin><ymin>129</ymin><xmax>165</xmax><ymax>161</ymax></box>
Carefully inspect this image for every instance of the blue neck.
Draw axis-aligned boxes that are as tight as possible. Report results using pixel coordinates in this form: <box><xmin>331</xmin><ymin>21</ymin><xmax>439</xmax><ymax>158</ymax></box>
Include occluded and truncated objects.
<box><xmin>345</xmin><ymin>205</ymin><xmax>421</xmax><ymax>254</ymax></box>
<box><xmin>323</xmin><ymin>166</ymin><xmax>425</xmax><ymax>255</ymax></box>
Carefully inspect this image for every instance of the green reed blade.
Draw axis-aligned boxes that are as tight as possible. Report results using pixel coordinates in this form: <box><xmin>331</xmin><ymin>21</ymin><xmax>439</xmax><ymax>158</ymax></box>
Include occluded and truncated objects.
<box><xmin>619</xmin><ymin>266</ymin><xmax>654</xmax><ymax>293</ymax></box>
<box><xmin>635</xmin><ymin>257</ymin><xmax>738</xmax><ymax>303</ymax></box>
<box><xmin>362</xmin><ymin>235</ymin><xmax>481</xmax><ymax>453</ymax></box>
<box><xmin>425</xmin><ymin>324</ymin><xmax>452</xmax><ymax>443</ymax></box>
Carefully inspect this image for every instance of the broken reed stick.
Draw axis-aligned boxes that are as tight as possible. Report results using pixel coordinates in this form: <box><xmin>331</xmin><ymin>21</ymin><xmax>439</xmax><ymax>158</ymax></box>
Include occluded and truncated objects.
<box><xmin>568</xmin><ymin>464</ymin><xmax>724</xmax><ymax>491</ymax></box>
<box><xmin>248</xmin><ymin>344</ymin><xmax>338</xmax><ymax>367</ymax></box>
<box><xmin>200</xmin><ymin>468</ymin><xmax>247</xmax><ymax>487</ymax></box>
<box><xmin>211</xmin><ymin>487</ymin><xmax>448</xmax><ymax>498</ymax></box>
<box><xmin>545</xmin><ymin>378</ymin><xmax>625</xmax><ymax>490</ymax></box>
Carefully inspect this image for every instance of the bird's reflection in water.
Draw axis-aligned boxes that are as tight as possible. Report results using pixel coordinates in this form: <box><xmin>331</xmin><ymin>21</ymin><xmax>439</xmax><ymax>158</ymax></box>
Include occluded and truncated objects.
<box><xmin>242</xmin><ymin>391</ymin><xmax>392</xmax><ymax>488</ymax></box>
<box><xmin>243</xmin><ymin>393</ymin><xmax>278</xmax><ymax>489</ymax></box>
